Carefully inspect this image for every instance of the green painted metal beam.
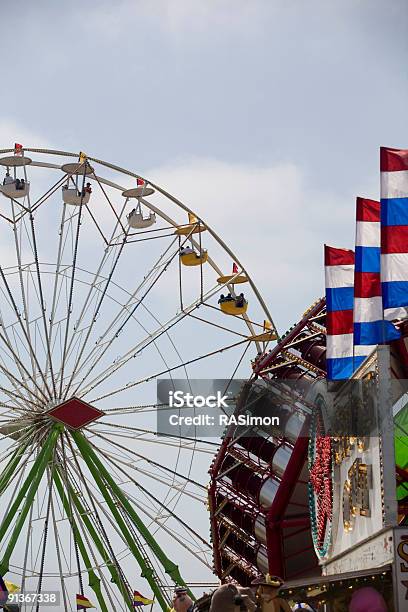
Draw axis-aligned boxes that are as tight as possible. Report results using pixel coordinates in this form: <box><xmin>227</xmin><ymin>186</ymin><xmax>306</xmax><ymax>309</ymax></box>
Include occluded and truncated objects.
<box><xmin>53</xmin><ymin>469</ymin><xmax>112</xmax><ymax>612</ymax></box>
<box><xmin>71</xmin><ymin>430</ymin><xmax>172</xmax><ymax>611</ymax></box>
<box><xmin>0</xmin><ymin>433</ymin><xmax>32</xmax><ymax>495</ymax></box>
<box><xmin>0</xmin><ymin>424</ymin><xmax>62</xmax><ymax>575</ymax></box>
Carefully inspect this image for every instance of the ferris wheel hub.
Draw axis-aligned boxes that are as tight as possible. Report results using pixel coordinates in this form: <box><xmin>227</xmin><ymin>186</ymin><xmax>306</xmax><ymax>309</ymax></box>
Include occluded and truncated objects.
<box><xmin>46</xmin><ymin>397</ymin><xmax>105</xmax><ymax>430</ymax></box>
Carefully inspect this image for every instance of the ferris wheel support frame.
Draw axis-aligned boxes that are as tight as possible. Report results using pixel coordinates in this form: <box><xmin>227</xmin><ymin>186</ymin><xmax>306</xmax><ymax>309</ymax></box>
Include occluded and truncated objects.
<box><xmin>53</xmin><ymin>470</ymin><xmax>122</xmax><ymax>612</ymax></box>
<box><xmin>0</xmin><ymin>422</ymin><xmax>192</xmax><ymax>611</ymax></box>
<box><xmin>0</xmin><ymin>424</ymin><xmax>62</xmax><ymax>575</ymax></box>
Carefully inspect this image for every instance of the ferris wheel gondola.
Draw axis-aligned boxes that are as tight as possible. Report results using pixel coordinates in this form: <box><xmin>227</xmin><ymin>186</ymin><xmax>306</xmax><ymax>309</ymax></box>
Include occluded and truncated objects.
<box><xmin>179</xmin><ymin>247</ymin><xmax>208</xmax><ymax>266</ymax></box>
<box><xmin>0</xmin><ymin>180</ymin><xmax>30</xmax><ymax>199</ymax></box>
<box><xmin>127</xmin><ymin>204</ymin><xmax>156</xmax><ymax>229</ymax></box>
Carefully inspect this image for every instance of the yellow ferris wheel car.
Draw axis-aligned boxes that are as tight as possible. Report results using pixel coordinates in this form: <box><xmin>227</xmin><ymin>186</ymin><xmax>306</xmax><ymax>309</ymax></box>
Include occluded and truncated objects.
<box><xmin>175</xmin><ymin>213</ymin><xmax>207</xmax><ymax>236</ymax></box>
<box><xmin>219</xmin><ymin>296</ymin><xmax>248</xmax><ymax>315</ymax></box>
<box><xmin>180</xmin><ymin>249</ymin><xmax>208</xmax><ymax>266</ymax></box>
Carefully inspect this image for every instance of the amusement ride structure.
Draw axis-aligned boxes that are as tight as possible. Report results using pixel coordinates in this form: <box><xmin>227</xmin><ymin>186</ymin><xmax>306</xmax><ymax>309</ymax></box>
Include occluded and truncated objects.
<box><xmin>209</xmin><ymin>299</ymin><xmax>327</xmax><ymax>586</ymax></box>
<box><xmin>0</xmin><ymin>146</ymin><xmax>279</xmax><ymax>611</ymax></box>
<box><xmin>209</xmin><ymin>294</ymin><xmax>408</xmax><ymax>600</ymax></box>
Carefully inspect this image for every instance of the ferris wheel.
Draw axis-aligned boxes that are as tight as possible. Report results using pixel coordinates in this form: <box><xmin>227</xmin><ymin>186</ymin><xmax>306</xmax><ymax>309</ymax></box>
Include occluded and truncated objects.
<box><xmin>0</xmin><ymin>146</ymin><xmax>277</xmax><ymax>611</ymax></box>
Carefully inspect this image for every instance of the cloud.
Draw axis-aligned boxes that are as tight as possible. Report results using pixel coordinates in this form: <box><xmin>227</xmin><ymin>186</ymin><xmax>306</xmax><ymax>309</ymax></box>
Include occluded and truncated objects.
<box><xmin>145</xmin><ymin>157</ymin><xmax>358</xmax><ymax>331</ymax></box>
<box><xmin>0</xmin><ymin>119</ymin><xmax>49</xmax><ymax>151</ymax></box>
<box><xmin>74</xmin><ymin>0</ymin><xmax>273</xmax><ymax>42</ymax></box>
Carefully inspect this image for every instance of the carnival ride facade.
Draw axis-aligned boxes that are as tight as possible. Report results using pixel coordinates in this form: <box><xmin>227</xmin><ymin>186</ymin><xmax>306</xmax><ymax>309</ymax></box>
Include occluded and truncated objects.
<box><xmin>209</xmin><ymin>297</ymin><xmax>408</xmax><ymax>590</ymax></box>
<box><xmin>209</xmin><ymin>299</ymin><xmax>327</xmax><ymax>585</ymax></box>
<box><xmin>0</xmin><ymin>146</ymin><xmax>279</xmax><ymax>611</ymax></box>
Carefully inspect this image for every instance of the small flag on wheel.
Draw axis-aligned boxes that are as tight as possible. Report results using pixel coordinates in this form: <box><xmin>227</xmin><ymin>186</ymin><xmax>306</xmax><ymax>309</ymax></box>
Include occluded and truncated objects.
<box><xmin>188</xmin><ymin>212</ymin><xmax>198</xmax><ymax>224</ymax></box>
<box><xmin>232</xmin><ymin>262</ymin><xmax>239</xmax><ymax>274</ymax></box>
<box><xmin>79</xmin><ymin>151</ymin><xmax>87</xmax><ymax>163</ymax></box>
<box><xmin>4</xmin><ymin>581</ymin><xmax>19</xmax><ymax>595</ymax></box>
<box><xmin>263</xmin><ymin>319</ymin><xmax>272</xmax><ymax>331</ymax></box>
<box><xmin>137</xmin><ymin>177</ymin><xmax>145</xmax><ymax>186</ymax></box>
<box><xmin>133</xmin><ymin>590</ymin><xmax>154</xmax><ymax>606</ymax></box>
<box><xmin>14</xmin><ymin>143</ymin><xmax>23</xmax><ymax>156</ymax></box>
<box><xmin>0</xmin><ymin>575</ymin><xmax>9</xmax><ymax>605</ymax></box>
<box><xmin>76</xmin><ymin>593</ymin><xmax>96</xmax><ymax>609</ymax></box>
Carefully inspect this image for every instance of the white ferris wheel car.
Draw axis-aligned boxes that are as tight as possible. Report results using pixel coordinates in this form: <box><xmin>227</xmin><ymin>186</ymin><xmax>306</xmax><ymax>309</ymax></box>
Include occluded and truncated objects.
<box><xmin>0</xmin><ymin>180</ymin><xmax>30</xmax><ymax>199</ymax></box>
<box><xmin>62</xmin><ymin>186</ymin><xmax>91</xmax><ymax>206</ymax></box>
<box><xmin>127</xmin><ymin>208</ymin><xmax>156</xmax><ymax>228</ymax></box>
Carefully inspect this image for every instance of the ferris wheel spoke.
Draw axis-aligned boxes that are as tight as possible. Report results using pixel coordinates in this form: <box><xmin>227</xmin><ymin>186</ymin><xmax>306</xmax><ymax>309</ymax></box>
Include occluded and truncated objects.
<box><xmin>66</xmin><ymin>236</ymin><xmax>181</xmax><ymax>398</ymax></box>
<box><xmin>0</xmin><ymin>438</ymin><xmax>33</xmax><ymax>522</ymax></box>
<box><xmin>64</xmin><ymin>450</ymin><xmax>197</xmax><ymax>604</ymax></box>
<box><xmin>92</xmin><ymin>172</ymin><xmax>127</xmax><ymax>236</ymax></box>
<box><xmin>45</xmin><ymin>200</ymin><xmax>68</xmax><ymax>383</ymax></box>
<box><xmin>0</xmin><ymin>425</ymin><xmax>60</xmax><ymax>575</ymax></box>
<box><xmin>20</xmin><ymin>491</ymin><xmax>35</xmax><ymax>600</ymax></box>
<box><xmin>0</xmin><ymin>356</ymin><xmax>47</xmax><ymax>409</ymax></box>
<box><xmin>87</xmin><ymin>426</ymin><xmax>215</xmax><ymax>454</ymax></box>
<box><xmin>58</xmin><ymin>165</ymin><xmax>90</xmax><ymax>399</ymax></box>
<box><xmin>0</xmin><ymin>384</ymin><xmax>38</xmax><ymax>411</ymax></box>
<box><xmin>83</xmin><ymin>204</ymin><xmax>110</xmax><ymax>246</ymax></box>
<box><xmin>86</xmin><ymin>449</ymin><xmax>212</xmax><ymax>567</ymax></box>
<box><xmin>0</xmin><ymin>426</ymin><xmax>38</xmax><ymax>475</ymax></box>
<box><xmin>70</xmin><ymin>429</ymin><xmax>192</xmax><ymax>605</ymax></box>
<box><xmin>49</xmin><ymin>492</ymin><xmax>71</xmax><ymax>612</ymax></box>
<box><xmin>58</xmin><ymin>247</ymin><xmax>116</xmax><ymax>365</ymax></box>
<box><xmin>77</xmin><ymin>275</ymin><xmax>225</xmax><ymax>400</ymax></box>
<box><xmin>56</xmin><ymin>188</ymin><xmax>130</xmax><ymax>382</ymax></box>
<box><xmin>111</xmin><ymin>481</ymin><xmax>211</xmax><ymax>571</ymax></box>
<box><xmin>53</xmin><ymin>472</ymin><xmax>118</xmax><ymax>612</ymax></box>
<box><xmin>62</xmin><ymin>228</ymin><xmax>130</xmax><ymax>401</ymax></box>
<box><xmin>34</xmin><ymin>460</ymin><xmax>55</xmax><ymax>612</ymax></box>
<box><xmin>10</xmin><ymin>201</ymin><xmax>42</xmax><ymax>401</ymax></box>
<box><xmin>0</xmin><ymin>265</ymin><xmax>53</xmax><ymax>400</ymax></box>
<box><xmin>59</xmin><ymin>436</ymin><xmax>135</xmax><ymax>610</ymax></box>
<box><xmin>70</xmin><ymin>223</ymin><xmax>201</xmax><ymax>389</ymax></box>
<box><xmin>0</xmin><ymin>370</ymin><xmax>33</xmax><ymax>412</ymax></box>
<box><xmin>0</xmin><ymin>308</ymin><xmax>45</xmax><ymax>404</ymax></box>
<box><xmin>56</xmin><ymin>466</ymin><xmax>142</xmax><ymax>611</ymax></box>
<box><xmin>89</xmin><ymin>334</ymin><xmax>248</xmax><ymax>404</ymax></box>
<box><xmin>66</xmin><ymin>286</ymin><xmax>177</xmax><ymax>406</ymax></box>
<box><xmin>76</xmin><ymin>308</ymin><xmax>190</xmax><ymax>399</ymax></box>
<box><xmin>0</xmin><ymin>341</ymin><xmax>46</xmax><ymax>409</ymax></box>
<box><xmin>24</xmin><ymin>172</ymin><xmax>58</xmax><ymax>399</ymax></box>
<box><xmin>90</xmin><ymin>446</ymin><xmax>206</xmax><ymax>506</ymax></box>
<box><xmin>87</xmin><ymin>426</ymin><xmax>217</xmax><ymax>461</ymax></box>
<box><xmin>14</xmin><ymin>169</ymin><xmax>71</xmax><ymax>224</ymax></box>
<box><xmin>84</xmin><ymin>430</ymin><xmax>207</xmax><ymax>493</ymax></box>
<box><xmin>86</xmin><ymin>424</ymin><xmax>219</xmax><ymax>464</ymax></box>
<box><xmin>101</xmin><ymin>403</ymin><xmax>169</xmax><ymax>415</ymax></box>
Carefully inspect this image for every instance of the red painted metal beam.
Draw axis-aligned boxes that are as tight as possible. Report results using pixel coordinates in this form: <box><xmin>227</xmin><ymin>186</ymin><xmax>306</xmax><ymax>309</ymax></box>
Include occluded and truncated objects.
<box><xmin>265</xmin><ymin>425</ymin><xmax>309</xmax><ymax>577</ymax></box>
<box><xmin>253</xmin><ymin>297</ymin><xmax>325</xmax><ymax>376</ymax></box>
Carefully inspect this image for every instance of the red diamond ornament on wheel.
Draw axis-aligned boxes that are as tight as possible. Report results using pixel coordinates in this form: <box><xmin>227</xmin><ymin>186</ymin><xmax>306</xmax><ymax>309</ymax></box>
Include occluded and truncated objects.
<box><xmin>46</xmin><ymin>397</ymin><xmax>105</xmax><ymax>430</ymax></box>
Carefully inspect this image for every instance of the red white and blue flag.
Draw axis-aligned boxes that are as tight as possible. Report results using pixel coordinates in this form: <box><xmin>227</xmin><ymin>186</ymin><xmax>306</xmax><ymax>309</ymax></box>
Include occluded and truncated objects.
<box><xmin>325</xmin><ymin>245</ymin><xmax>355</xmax><ymax>380</ymax></box>
<box><xmin>353</xmin><ymin>197</ymin><xmax>400</xmax><ymax>366</ymax></box>
<box><xmin>381</xmin><ymin>147</ymin><xmax>408</xmax><ymax>321</ymax></box>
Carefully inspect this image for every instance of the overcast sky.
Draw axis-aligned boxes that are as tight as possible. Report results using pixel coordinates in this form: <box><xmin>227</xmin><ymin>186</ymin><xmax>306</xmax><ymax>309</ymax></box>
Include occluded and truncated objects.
<box><xmin>0</xmin><ymin>0</ymin><xmax>407</xmax><ymax>606</ymax></box>
<box><xmin>2</xmin><ymin>0</ymin><xmax>407</xmax><ymax>330</ymax></box>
